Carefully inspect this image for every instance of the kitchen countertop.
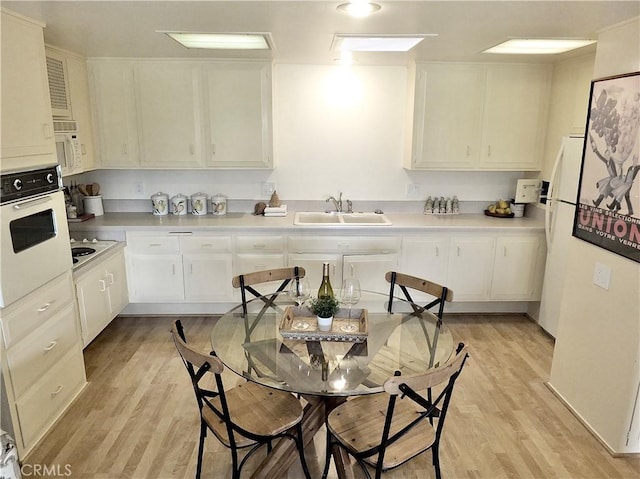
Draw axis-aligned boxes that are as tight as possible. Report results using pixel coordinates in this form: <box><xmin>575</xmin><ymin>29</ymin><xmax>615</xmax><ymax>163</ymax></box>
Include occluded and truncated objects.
<box><xmin>67</xmin><ymin>211</ymin><xmax>545</xmax><ymax>234</ymax></box>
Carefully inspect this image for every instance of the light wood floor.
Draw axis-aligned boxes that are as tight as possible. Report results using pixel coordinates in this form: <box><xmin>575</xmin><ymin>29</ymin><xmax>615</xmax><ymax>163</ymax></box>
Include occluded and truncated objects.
<box><xmin>24</xmin><ymin>314</ymin><xmax>640</xmax><ymax>478</ymax></box>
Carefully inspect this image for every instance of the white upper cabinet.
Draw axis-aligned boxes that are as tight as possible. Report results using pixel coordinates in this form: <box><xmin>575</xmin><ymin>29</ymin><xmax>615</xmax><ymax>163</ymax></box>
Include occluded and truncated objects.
<box><xmin>135</xmin><ymin>62</ymin><xmax>204</xmax><ymax>168</ymax></box>
<box><xmin>90</xmin><ymin>61</ymin><xmax>140</xmax><ymax>167</ymax></box>
<box><xmin>89</xmin><ymin>59</ymin><xmax>273</xmax><ymax>169</ymax></box>
<box><xmin>204</xmin><ymin>62</ymin><xmax>273</xmax><ymax>168</ymax></box>
<box><xmin>1</xmin><ymin>10</ymin><xmax>56</xmax><ymax>171</ymax></box>
<box><xmin>407</xmin><ymin>62</ymin><xmax>551</xmax><ymax>171</ymax></box>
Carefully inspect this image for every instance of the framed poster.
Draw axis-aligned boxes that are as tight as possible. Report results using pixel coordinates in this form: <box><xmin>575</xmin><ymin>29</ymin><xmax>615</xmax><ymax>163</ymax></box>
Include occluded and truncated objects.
<box><xmin>573</xmin><ymin>71</ymin><xmax>640</xmax><ymax>263</ymax></box>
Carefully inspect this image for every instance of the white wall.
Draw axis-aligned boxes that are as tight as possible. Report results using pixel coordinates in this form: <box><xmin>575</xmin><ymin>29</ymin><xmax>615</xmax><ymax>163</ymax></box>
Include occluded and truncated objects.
<box><xmin>549</xmin><ymin>16</ymin><xmax>640</xmax><ymax>454</ymax></box>
<box><xmin>81</xmin><ymin>63</ymin><xmax>523</xmax><ymax>210</ymax></box>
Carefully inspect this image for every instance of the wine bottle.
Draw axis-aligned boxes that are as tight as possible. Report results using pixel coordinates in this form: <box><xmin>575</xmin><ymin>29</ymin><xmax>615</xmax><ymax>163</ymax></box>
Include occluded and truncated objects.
<box><xmin>317</xmin><ymin>262</ymin><xmax>334</xmax><ymax>299</ymax></box>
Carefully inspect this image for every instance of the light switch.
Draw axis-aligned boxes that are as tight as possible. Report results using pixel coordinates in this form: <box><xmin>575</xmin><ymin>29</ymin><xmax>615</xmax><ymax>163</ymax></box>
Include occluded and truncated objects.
<box><xmin>593</xmin><ymin>262</ymin><xmax>611</xmax><ymax>290</ymax></box>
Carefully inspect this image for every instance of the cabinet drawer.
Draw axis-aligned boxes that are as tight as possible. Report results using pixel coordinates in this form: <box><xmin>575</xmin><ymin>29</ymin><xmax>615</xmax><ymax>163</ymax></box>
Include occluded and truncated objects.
<box><xmin>126</xmin><ymin>234</ymin><xmax>180</xmax><ymax>253</ymax></box>
<box><xmin>1</xmin><ymin>272</ymin><xmax>74</xmax><ymax>348</ymax></box>
<box><xmin>7</xmin><ymin>304</ymin><xmax>79</xmax><ymax>397</ymax></box>
<box><xmin>181</xmin><ymin>236</ymin><xmax>231</xmax><ymax>253</ymax></box>
<box><xmin>16</xmin><ymin>348</ymin><xmax>85</xmax><ymax>450</ymax></box>
<box><xmin>287</xmin><ymin>236</ymin><xmax>400</xmax><ymax>253</ymax></box>
<box><xmin>235</xmin><ymin>236</ymin><xmax>284</xmax><ymax>253</ymax></box>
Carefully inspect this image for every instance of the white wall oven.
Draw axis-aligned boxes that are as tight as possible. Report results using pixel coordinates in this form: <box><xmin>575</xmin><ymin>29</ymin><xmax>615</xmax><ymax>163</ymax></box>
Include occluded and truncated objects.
<box><xmin>0</xmin><ymin>165</ymin><xmax>72</xmax><ymax>307</ymax></box>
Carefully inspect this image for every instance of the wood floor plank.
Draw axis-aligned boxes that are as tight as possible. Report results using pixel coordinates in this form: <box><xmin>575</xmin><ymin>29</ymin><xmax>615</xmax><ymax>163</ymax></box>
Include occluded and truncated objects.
<box><xmin>21</xmin><ymin>314</ymin><xmax>640</xmax><ymax>478</ymax></box>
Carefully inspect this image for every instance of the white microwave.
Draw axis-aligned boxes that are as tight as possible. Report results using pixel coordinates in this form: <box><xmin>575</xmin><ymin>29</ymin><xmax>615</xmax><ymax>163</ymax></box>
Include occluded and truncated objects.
<box><xmin>53</xmin><ymin>120</ymin><xmax>82</xmax><ymax>175</ymax></box>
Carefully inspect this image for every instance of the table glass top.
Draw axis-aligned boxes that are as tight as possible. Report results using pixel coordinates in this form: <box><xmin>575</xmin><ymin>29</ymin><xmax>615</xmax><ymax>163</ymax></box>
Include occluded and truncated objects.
<box><xmin>211</xmin><ymin>291</ymin><xmax>454</xmax><ymax>397</ymax></box>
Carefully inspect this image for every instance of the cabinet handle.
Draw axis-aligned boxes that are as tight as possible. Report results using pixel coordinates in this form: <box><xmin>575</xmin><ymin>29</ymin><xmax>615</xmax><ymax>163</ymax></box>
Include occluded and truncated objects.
<box><xmin>253</xmin><ymin>244</ymin><xmax>266</xmax><ymax>250</ymax></box>
<box><xmin>44</xmin><ymin>341</ymin><xmax>58</xmax><ymax>352</ymax></box>
<box><xmin>172</xmin><ymin>264</ymin><xmax>176</xmax><ymax>275</ymax></box>
<box><xmin>349</xmin><ymin>263</ymin><xmax>355</xmax><ymax>277</ymax></box>
<box><xmin>50</xmin><ymin>385</ymin><xmax>64</xmax><ymax>398</ymax></box>
<box><xmin>122</xmin><ymin>144</ymin><xmax>128</xmax><ymax>155</ymax></box>
<box><xmin>457</xmin><ymin>246</ymin><xmax>461</xmax><ymax>256</ymax></box>
<box><xmin>190</xmin><ymin>144</ymin><xmax>195</xmax><ymax>155</ymax></box>
<box><xmin>37</xmin><ymin>302</ymin><xmax>52</xmax><ymax>312</ymax></box>
<box><xmin>212</xmin><ymin>144</ymin><xmax>216</xmax><ymax>155</ymax></box>
<box><xmin>81</xmin><ymin>143</ymin><xmax>87</xmax><ymax>155</ymax></box>
<box><xmin>107</xmin><ymin>273</ymin><xmax>115</xmax><ymax>285</ymax></box>
<box><xmin>149</xmin><ymin>243</ymin><xmax>162</xmax><ymax>247</ymax></box>
<box><xmin>255</xmin><ymin>264</ymin><xmax>267</xmax><ymax>270</ymax></box>
<box><xmin>43</xmin><ymin>123</ymin><xmax>52</xmax><ymax>139</ymax></box>
<box><xmin>435</xmin><ymin>246</ymin><xmax>439</xmax><ymax>257</ymax></box>
<box><xmin>190</xmin><ymin>264</ymin><xmax>193</xmax><ymax>274</ymax></box>
<box><xmin>503</xmin><ymin>246</ymin><xmax>507</xmax><ymax>257</ymax></box>
<box><xmin>201</xmin><ymin>243</ymin><xmax>213</xmax><ymax>248</ymax></box>
<box><xmin>487</xmin><ymin>145</ymin><xmax>492</xmax><ymax>157</ymax></box>
<box><xmin>99</xmin><ymin>279</ymin><xmax>107</xmax><ymax>292</ymax></box>
<box><xmin>466</xmin><ymin>146</ymin><xmax>470</xmax><ymax>157</ymax></box>
<box><xmin>168</xmin><ymin>231</ymin><xmax>193</xmax><ymax>236</ymax></box>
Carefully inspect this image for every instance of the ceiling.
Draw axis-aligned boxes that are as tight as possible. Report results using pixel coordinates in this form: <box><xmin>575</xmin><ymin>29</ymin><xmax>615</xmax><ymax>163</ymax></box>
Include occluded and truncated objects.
<box><xmin>3</xmin><ymin>1</ymin><xmax>639</xmax><ymax>65</ymax></box>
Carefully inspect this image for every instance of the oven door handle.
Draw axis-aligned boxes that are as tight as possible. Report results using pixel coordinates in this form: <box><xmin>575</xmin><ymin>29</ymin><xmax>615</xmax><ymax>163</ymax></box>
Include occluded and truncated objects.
<box><xmin>12</xmin><ymin>196</ymin><xmax>53</xmax><ymax>210</ymax></box>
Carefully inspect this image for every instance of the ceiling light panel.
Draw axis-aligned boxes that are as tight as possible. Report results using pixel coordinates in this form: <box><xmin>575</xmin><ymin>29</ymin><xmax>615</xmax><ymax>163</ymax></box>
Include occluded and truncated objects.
<box><xmin>163</xmin><ymin>32</ymin><xmax>271</xmax><ymax>50</ymax></box>
<box><xmin>332</xmin><ymin>34</ymin><xmax>436</xmax><ymax>53</ymax></box>
<box><xmin>483</xmin><ymin>38</ymin><xmax>596</xmax><ymax>54</ymax></box>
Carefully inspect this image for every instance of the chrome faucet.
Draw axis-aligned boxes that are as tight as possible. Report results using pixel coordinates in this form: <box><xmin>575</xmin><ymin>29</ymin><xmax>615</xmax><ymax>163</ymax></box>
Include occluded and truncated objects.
<box><xmin>326</xmin><ymin>193</ymin><xmax>343</xmax><ymax>212</ymax></box>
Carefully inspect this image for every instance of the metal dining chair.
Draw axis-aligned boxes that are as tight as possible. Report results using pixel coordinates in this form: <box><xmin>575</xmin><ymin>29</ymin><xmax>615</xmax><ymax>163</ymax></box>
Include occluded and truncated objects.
<box><xmin>385</xmin><ymin>271</ymin><xmax>454</xmax><ymax>319</ymax></box>
<box><xmin>232</xmin><ymin>266</ymin><xmax>306</xmax><ymax>317</ymax></box>
<box><xmin>322</xmin><ymin>343</ymin><xmax>469</xmax><ymax>479</ymax></box>
<box><xmin>171</xmin><ymin>319</ymin><xmax>312</xmax><ymax>479</ymax></box>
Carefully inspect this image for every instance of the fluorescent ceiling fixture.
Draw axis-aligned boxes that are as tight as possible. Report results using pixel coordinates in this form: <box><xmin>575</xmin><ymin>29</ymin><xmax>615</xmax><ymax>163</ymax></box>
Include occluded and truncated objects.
<box><xmin>332</xmin><ymin>34</ymin><xmax>436</xmax><ymax>53</ymax></box>
<box><xmin>337</xmin><ymin>1</ymin><xmax>382</xmax><ymax>18</ymax></box>
<box><xmin>163</xmin><ymin>32</ymin><xmax>270</xmax><ymax>50</ymax></box>
<box><xmin>484</xmin><ymin>38</ymin><xmax>596</xmax><ymax>54</ymax></box>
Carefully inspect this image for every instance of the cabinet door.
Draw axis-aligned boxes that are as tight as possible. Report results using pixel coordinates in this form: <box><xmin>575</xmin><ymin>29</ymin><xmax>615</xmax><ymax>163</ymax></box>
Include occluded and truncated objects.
<box><xmin>447</xmin><ymin>236</ymin><xmax>495</xmax><ymax>301</ymax></box>
<box><xmin>410</xmin><ymin>63</ymin><xmax>484</xmax><ymax>169</ymax></box>
<box><xmin>126</xmin><ymin>253</ymin><xmax>184</xmax><ymax>302</ymax></box>
<box><xmin>480</xmin><ymin>64</ymin><xmax>551</xmax><ymax>170</ymax></box>
<box><xmin>1</xmin><ymin>11</ymin><xmax>55</xmax><ymax>169</ymax></box>
<box><xmin>104</xmin><ymin>251</ymin><xmax>129</xmax><ymax>315</ymax></box>
<box><xmin>183</xmin><ymin>253</ymin><xmax>234</xmax><ymax>302</ymax></box>
<box><xmin>76</xmin><ymin>265</ymin><xmax>111</xmax><ymax>346</ymax></box>
<box><xmin>135</xmin><ymin>62</ymin><xmax>203</xmax><ymax>167</ymax></box>
<box><xmin>343</xmin><ymin>254</ymin><xmax>399</xmax><ymax>293</ymax></box>
<box><xmin>66</xmin><ymin>54</ymin><xmax>97</xmax><ymax>172</ymax></box>
<box><xmin>287</xmin><ymin>254</ymin><xmax>342</xmax><ymax>293</ymax></box>
<box><xmin>204</xmin><ymin>62</ymin><xmax>273</xmax><ymax>168</ymax></box>
<box><xmin>90</xmin><ymin>61</ymin><xmax>139</xmax><ymax>167</ymax></box>
<box><xmin>399</xmin><ymin>237</ymin><xmax>450</xmax><ymax>301</ymax></box>
<box><xmin>491</xmin><ymin>236</ymin><xmax>542</xmax><ymax>300</ymax></box>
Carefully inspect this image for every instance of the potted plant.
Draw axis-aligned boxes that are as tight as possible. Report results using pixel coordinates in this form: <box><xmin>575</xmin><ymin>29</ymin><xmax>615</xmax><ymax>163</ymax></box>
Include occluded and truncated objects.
<box><xmin>310</xmin><ymin>296</ymin><xmax>340</xmax><ymax>331</ymax></box>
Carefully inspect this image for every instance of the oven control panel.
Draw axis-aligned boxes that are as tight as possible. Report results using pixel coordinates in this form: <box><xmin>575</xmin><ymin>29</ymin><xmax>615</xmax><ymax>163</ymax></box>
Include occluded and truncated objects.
<box><xmin>1</xmin><ymin>165</ymin><xmax>63</xmax><ymax>204</ymax></box>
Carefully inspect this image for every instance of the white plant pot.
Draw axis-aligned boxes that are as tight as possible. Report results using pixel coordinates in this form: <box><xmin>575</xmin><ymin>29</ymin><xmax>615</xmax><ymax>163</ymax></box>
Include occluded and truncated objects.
<box><xmin>317</xmin><ymin>315</ymin><xmax>333</xmax><ymax>332</ymax></box>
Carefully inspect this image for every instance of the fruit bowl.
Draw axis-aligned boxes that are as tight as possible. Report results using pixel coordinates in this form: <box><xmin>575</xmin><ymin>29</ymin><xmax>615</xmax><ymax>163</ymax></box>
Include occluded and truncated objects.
<box><xmin>484</xmin><ymin>210</ymin><xmax>514</xmax><ymax>218</ymax></box>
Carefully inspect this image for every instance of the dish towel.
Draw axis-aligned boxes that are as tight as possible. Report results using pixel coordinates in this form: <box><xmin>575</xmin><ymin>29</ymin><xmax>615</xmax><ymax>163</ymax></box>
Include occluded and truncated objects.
<box><xmin>264</xmin><ymin>205</ymin><xmax>287</xmax><ymax>217</ymax></box>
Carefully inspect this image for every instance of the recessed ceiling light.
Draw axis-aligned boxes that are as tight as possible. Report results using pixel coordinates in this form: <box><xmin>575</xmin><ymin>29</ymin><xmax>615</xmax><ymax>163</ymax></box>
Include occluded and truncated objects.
<box><xmin>162</xmin><ymin>32</ymin><xmax>271</xmax><ymax>50</ymax></box>
<box><xmin>483</xmin><ymin>38</ymin><xmax>596</xmax><ymax>55</ymax></box>
<box><xmin>332</xmin><ymin>34</ymin><xmax>436</xmax><ymax>53</ymax></box>
<box><xmin>337</xmin><ymin>1</ymin><xmax>382</xmax><ymax>18</ymax></box>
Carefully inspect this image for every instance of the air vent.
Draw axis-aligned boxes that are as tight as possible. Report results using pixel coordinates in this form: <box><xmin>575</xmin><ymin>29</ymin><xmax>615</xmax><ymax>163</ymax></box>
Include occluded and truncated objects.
<box><xmin>53</xmin><ymin>120</ymin><xmax>78</xmax><ymax>133</ymax></box>
<box><xmin>46</xmin><ymin>54</ymin><xmax>72</xmax><ymax>118</ymax></box>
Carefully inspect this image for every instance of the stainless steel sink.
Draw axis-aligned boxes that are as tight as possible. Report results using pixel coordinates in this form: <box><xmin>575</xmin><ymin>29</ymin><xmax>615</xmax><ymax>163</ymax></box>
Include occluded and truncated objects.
<box><xmin>293</xmin><ymin>211</ymin><xmax>392</xmax><ymax>226</ymax></box>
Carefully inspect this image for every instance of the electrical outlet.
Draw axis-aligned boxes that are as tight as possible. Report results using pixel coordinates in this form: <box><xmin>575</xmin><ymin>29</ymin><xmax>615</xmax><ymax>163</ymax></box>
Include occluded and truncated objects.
<box><xmin>406</xmin><ymin>183</ymin><xmax>421</xmax><ymax>198</ymax></box>
<box><xmin>134</xmin><ymin>181</ymin><xmax>145</xmax><ymax>197</ymax></box>
<box><xmin>262</xmin><ymin>182</ymin><xmax>275</xmax><ymax>196</ymax></box>
<box><xmin>593</xmin><ymin>262</ymin><xmax>611</xmax><ymax>290</ymax></box>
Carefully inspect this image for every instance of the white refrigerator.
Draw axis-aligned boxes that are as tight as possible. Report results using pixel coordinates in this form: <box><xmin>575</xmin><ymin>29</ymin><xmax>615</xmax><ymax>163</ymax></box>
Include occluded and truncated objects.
<box><xmin>538</xmin><ymin>135</ymin><xmax>585</xmax><ymax>337</ymax></box>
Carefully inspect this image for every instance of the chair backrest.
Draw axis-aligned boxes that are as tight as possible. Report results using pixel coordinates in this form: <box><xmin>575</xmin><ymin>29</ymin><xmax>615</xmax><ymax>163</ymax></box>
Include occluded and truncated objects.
<box><xmin>378</xmin><ymin>343</ymin><xmax>469</xmax><ymax>460</ymax></box>
<box><xmin>385</xmin><ymin>271</ymin><xmax>453</xmax><ymax>319</ymax></box>
<box><xmin>232</xmin><ymin>266</ymin><xmax>306</xmax><ymax>316</ymax></box>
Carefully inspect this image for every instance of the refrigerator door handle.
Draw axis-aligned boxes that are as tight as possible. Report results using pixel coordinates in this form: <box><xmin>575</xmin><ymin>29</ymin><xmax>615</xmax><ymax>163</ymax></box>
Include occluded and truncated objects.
<box><xmin>545</xmin><ymin>143</ymin><xmax>565</xmax><ymax>249</ymax></box>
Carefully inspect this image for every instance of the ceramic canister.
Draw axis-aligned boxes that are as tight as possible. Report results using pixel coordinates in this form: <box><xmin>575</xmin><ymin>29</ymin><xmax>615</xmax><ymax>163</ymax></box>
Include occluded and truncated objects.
<box><xmin>151</xmin><ymin>192</ymin><xmax>169</xmax><ymax>216</ymax></box>
<box><xmin>190</xmin><ymin>192</ymin><xmax>208</xmax><ymax>215</ymax></box>
<box><xmin>171</xmin><ymin>193</ymin><xmax>188</xmax><ymax>215</ymax></box>
<box><xmin>211</xmin><ymin>194</ymin><xmax>227</xmax><ymax>216</ymax></box>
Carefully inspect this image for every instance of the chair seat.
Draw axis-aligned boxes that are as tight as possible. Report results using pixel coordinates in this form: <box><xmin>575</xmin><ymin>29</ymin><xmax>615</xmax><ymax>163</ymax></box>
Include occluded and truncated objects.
<box><xmin>327</xmin><ymin>394</ymin><xmax>436</xmax><ymax>470</ymax></box>
<box><xmin>204</xmin><ymin>381</ymin><xmax>304</xmax><ymax>448</ymax></box>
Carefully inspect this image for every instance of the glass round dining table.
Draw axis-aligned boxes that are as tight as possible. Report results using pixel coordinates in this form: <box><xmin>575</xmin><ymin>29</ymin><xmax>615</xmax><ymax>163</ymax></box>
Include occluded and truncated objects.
<box><xmin>211</xmin><ymin>290</ymin><xmax>454</xmax><ymax>397</ymax></box>
<box><xmin>211</xmin><ymin>290</ymin><xmax>455</xmax><ymax>478</ymax></box>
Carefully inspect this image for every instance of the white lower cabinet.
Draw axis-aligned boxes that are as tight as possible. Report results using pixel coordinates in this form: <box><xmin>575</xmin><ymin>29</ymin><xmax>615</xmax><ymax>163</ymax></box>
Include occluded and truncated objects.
<box><xmin>0</xmin><ymin>271</ymin><xmax>86</xmax><ymax>457</ymax></box>
<box><xmin>399</xmin><ymin>236</ymin><xmax>450</xmax><ymax>302</ymax></box>
<box><xmin>75</xmin><ymin>248</ymin><xmax>129</xmax><ymax>346</ymax></box>
<box><xmin>125</xmin><ymin>232</ymin><xmax>233</xmax><ymax>303</ymax></box>
<box><xmin>447</xmin><ymin>236</ymin><xmax>495</xmax><ymax>301</ymax></box>
<box><xmin>490</xmin><ymin>235</ymin><xmax>544</xmax><ymax>300</ymax></box>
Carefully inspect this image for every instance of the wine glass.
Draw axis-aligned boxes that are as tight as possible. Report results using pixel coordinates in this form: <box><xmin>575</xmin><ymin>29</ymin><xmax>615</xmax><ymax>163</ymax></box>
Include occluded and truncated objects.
<box><xmin>288</xmin><ymin>277</ymin><xmax>311</xmax><ymax>330</ymax></box>
<box><xmin>340</xmin><ymin>278</ymin><xmax>361</xmax><ymax>332</ymax></box>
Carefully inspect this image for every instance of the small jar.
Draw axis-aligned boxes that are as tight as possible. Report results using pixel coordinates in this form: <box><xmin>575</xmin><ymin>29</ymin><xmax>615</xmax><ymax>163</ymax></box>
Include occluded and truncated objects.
<box><xmin>211</xmin><ymin>194</ymin><xmax>227</xmax><ymax>216</ymax></box>
<box><xmin>171</xmin><ymin>193</ymin><xmax>188</xmax><ymax>215</ymax></box>
<box><xmin>151</xmin><ymin>192</ymin><xmax>169</xmax><ymax>216</ymax></box>
<box><xmin>190</xmin><ymin>192</ymin><xmax>208</xmax><ymax>215</ymax></box>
